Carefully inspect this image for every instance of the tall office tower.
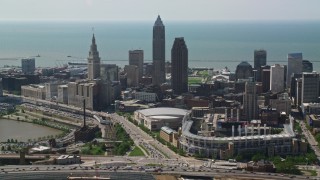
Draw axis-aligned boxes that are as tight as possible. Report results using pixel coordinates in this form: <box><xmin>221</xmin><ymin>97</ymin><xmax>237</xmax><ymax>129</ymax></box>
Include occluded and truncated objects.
<box><xmin>171</xmin><ymin>37</ymin><xmax>188</xmax><ymax>95</ymax></box>
<box><xmin>129</xmin><ymin>50</ymin><xmax>144</xmax><ymax>79</ymax></box>
<box><xmin>235</xmin><ymin>61</ymin><xmax>253</xmax><ymax>81</ymax></box>
<box><xmin>270</xmin><ymin>64</ymin><xmax>285</xmax><ymax>93</ymax></box>
<box><xmin>152</xmin><ymin>15</ymin><xmax>166</xmax><ymax>86</ymax></box>
<box><xmin>124</xmin><ymin>65</ymin><xmax>139</xmax><ymax>87</ymax></box>
<box><xmin>243</xmin><ymin>77</ymin><xmax>258</xmax><ymax>120</ymax></box>
<box><xmin>100</xmin><ymin>64</ymin><xmax>119</xmax><ymax>81</ymax></box>
<box><xmin>0</xmin><ymin>78</ymin><xmax>3</xmax><ymax>96</ymax></box>
<box><xmin>287</xmin><ymin>53</ymin><xmax>302</xmax><ymax>88</ymax></box>
<box><xmin>87</xmin><ymin>34</ymin><xmax>101</xmax><ymax>80</ymax></box>
<box><xmin>302</xmin><ymin>72</ymin><xmax>320</xmax><ymax>103</ymax></box>
<box><xmin>261</xmin><ymin>65</ymin><xmax>271</xmax><ymax>93</ymax></box>
<box><xmin>290</xmin><ymin>73</ymin><xmax>302</xmax><ymax>99</ymax></box>
<box><xmin>296</xmin><ymin>78</ymin><xmax>302</xmax><ymax>106</ymax></box>
<box><xmin>254</xmin><ymin>50</ymin><xmax>267</xmax><ymax>82</ymax></box>
<box><xmin>21</xmin><ymin>58</ymin><xmax>35</xmax><ymax>74</ymax></box>
<box><xmin>302</xmin><ymin>60</ymin><xmax>313</xmax><ymax>72</ymax></box>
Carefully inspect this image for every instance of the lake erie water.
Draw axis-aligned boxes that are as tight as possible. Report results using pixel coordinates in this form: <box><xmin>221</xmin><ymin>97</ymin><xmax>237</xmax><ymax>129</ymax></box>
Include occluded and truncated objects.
<box><xmin>0</xmin><ymin>119</ymin><xmax>62</xmax><ymax>142</ymax></box>
<box><xmin>0</xmin><ymin>20</ymin><xmax>320</xmax><ymax>71</ymax></box>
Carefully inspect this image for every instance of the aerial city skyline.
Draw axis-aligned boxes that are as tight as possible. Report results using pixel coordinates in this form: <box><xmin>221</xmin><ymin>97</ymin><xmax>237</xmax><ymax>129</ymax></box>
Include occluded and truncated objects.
<box><xmin>1</xmin><ymin>4</ymin><xmax>320</xmax><ymax>179</ymax></box>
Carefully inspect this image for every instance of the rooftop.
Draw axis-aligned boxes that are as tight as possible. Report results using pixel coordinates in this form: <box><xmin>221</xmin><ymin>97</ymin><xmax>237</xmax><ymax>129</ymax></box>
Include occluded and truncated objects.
<box><xmin>136</xmin><ymin>107</ymin><xmax>188</xmax><ymax>117</ymax></box>
<box><xmin>161</xmin><ymin>126</ymin><xmax>176</xmax><ymax>134</ymax></box>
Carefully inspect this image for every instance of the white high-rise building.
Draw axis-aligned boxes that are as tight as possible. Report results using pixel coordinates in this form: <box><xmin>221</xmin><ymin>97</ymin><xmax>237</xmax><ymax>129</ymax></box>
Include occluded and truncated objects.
<box><xmin>287</xmin><ymin>53</ymin><xmax>302</xmax><ymax>88</ymax></box>
<box><xmin>270</xmin><ymin>64</ymin><xmax>285</xmax><ymax>93</ymax></box>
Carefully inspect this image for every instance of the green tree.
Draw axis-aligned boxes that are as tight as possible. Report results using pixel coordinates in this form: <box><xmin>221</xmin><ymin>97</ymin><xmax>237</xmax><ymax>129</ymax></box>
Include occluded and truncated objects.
<box><xmin>235</xmin><ymin>154</ymin><xmax>243</xmax><ymax>162</ymax></box>
<box><xmin>95</xmin><ymin>131</ymin><xmax>102</xmax><ymax>138</ymax></box>
<box><xmin>252</xmin><ymin>153</ymin><xmax>265</xmax><ymax>162</ymax></box>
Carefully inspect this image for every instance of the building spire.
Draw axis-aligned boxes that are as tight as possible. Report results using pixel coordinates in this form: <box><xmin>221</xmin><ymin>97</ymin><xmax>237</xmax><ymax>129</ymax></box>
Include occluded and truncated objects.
<box><xmin>92</xmin><ymin>33</ymin><xmax>96</xmax><ymax>45</ymax></box>
<box><xmin>154</xmin><ymin>15</ymin><xmax>164</xmax><ymax>26</ymax></box>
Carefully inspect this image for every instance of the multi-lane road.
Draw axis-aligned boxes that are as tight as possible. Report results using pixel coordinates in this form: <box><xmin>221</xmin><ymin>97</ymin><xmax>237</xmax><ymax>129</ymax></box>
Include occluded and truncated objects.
<box><xmin>0</xmin><ymin>164</ymin><xmax>316</xmax><ymax>180</ymax></box>
<box><xmin>2</xmin><ymin>94</ymin><xmax>319</xmax><ymax>179</ymax></box>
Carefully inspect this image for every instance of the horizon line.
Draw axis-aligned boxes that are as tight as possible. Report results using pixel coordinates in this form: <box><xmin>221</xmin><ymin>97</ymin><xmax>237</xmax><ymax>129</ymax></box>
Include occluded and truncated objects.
<box><xmin>0</xmin><ymin>18</ymin><xmax>320</xmax><ymax>23</ymax></box>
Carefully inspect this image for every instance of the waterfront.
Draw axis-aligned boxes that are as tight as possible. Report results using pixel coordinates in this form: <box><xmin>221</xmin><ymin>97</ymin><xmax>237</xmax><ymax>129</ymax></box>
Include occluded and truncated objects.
<box><xmin>0</xmin><ymin>21</ymin><xmax>320</xmax><ymax>71</ymax></box>
<box><xmin>0</xmin><ymin>119</ymin><xmax>62</xmax><ymax>142</ymax></box>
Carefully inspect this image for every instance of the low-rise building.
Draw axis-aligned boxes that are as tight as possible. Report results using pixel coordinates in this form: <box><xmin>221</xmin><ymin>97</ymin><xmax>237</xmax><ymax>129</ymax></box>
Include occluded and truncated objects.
<box><xmin>134</xmin><ymin>91</ymin><xmax>157</xmax><ymax>102</ymax></box>
<box><xmin>246</xmin><ymin>160</ymin><xmax>275</xmax><ymax>173</ymax></box>
<box><xmin>45</xmin><ymin>82</ymin><xmax>64</xmax><ymax>100</ymax></box>
<box><xmin>56</xmin><ymin>155</ymin><xmax>81</xmax><ymax>165</ymax></box>
<box><xmin>306</xmin><ymin>114</ymin><xmax>320</xmax><ymax>128</ymax></box>
<box><xmin>301</xmin><ymin>103</ymin><xmax>320</xmax><ymax>116</ymax></box>
<box><xmin>29</xmin><ymin>146</ymin><xmax>51</xmax><ymax>154</ymax></box>
<box><xmin>269</xmin><ymin>93</ymin><xmax>291</xmax><ymax>115</ymax></box>
<box><xmin>57</xmin><ymin>84</ymin><xmax>68</xmax><ymax>104</ymax></box>
<box><xmin>21</xmin><ymin>84</ymin><xmax>46</xmax><ymax>100</ymax></box>
<box><xmin>260</xmin><ymin>107</ymin><xmax>280</xmax><ymax>126</ymax></box>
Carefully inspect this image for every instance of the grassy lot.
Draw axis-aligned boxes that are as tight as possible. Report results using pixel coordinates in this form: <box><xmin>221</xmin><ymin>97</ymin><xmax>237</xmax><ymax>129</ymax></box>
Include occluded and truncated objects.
<box><xmin>302</xmin><ymin>170</ymin><xmax>317</xmax><ymax>176</ymax></box>
<box><xmin>198</xmin><ymin>70</ymin><xmax>209</xmax><ymax>76</ymax></box>
<box><xmin>188</xmin><ymin>77</ymin><xmax>202</xmax><ymax>84</ymax></box>
<box><xmin>129</xmin><ymin>146</ymin><xmax>145</xmax><ymax>156</ymax></box>
<box><xmin>139</xmin><ymin>145</ymin><xmax>150</xmax><ymax>155</ymax></box>
<box><xmin>81</xmin><ymin>143</ymin><xmax>106</xmax><ymax>155</ymax></box>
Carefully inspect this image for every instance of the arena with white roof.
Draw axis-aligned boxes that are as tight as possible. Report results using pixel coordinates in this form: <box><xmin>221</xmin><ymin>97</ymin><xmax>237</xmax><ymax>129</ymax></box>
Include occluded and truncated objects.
<box><xmin>134</xmin><ymin>107</ymin><xmax>189</xmax><ymax>131</ymax></box>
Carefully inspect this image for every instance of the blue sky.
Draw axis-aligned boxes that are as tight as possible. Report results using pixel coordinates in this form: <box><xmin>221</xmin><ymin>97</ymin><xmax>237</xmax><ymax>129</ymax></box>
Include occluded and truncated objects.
<box><xmin>1</xmin><ymin>0</ymin><xmax>320</xmax><ymax>21</ymax></box>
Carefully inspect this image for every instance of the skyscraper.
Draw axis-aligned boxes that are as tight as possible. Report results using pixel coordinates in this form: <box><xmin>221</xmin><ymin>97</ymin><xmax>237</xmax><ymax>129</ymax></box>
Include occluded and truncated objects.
<box><xmin>124</xmin><ymin>65</ymin><xmax>139</xmax><ymax>87</ymax></box>
<box><xmin>68</xmin><ymin>34</ymin><xmax>111</xmax><ymax>111</ymax></box>
<box><xmin>129</xmin><ymin>50</ymin><xmax>144</xmax><ymax>80</ymax></box>
<box><xmin>171</xmin><ymin>37</ymin><xmax>188</xmax><ymax>95</ymax></box>
<box><xmin>152</xmin><ymin>15</ymin><xmax>166</xmax><ymax>86</ymax></box>
<box><xmin>302</xmin><ymin>60</ymin><xmax>313</xmax><ymax>73</ymax></box>
<box><xmin>243</xmin><ymin>77</ymin><xmax>258</xmax><ymax>120</ymax></box>
<box><xmin>287</xmin><ymin>53</ymin><xmax>302</xmax><ymax>88</ymax></box>
<box><xmin>254</xmin><ymin>50</ymin><xmax>267</xmax><ymax>82</ymax></box>
<box><xmin>235</xmin><ymin>61</ymin><xmax>253</xmax><ymax>81</ymax></box>
<box><xmin>21</xmin><ymin>58</ymin><xmax>35</xmax><ymax>74</ymax></box>
<box><xmin>270</xmin><ymin>64</ymin><xmax>285</xmax><ymax>93</ymax></box>
<box><xmin>87</xmin><ymin>34</ymin><xmax>101</xmax><ymax>80</ymax></box>
<box><xmin>302</xmin><ymin>72</ymin><xmax>319</xmax><ymax>103</ymax></box>
<box><xmin>261</xmin><ymin>65</ymin><xmax>271</xmax><ymax>93</ymax></box>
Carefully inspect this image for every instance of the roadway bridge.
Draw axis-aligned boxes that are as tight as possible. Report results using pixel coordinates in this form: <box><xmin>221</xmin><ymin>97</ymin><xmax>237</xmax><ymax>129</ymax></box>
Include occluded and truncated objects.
<box><xmin>0</xmin><ymin>154</ymin><xmax>46</xmax><ymax>165</ymax></box>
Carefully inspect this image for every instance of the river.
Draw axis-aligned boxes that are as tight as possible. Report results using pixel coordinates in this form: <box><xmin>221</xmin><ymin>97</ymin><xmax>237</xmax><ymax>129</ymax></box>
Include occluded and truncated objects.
<box><xmin>0</xmin><ymin>119</ymin><xmax>62</xmax><ymax>142</ymax></box>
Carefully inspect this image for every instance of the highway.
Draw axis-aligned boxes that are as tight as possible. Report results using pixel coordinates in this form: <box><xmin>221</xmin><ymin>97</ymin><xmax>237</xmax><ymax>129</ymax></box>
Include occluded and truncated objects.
<box><xmin>0</xmin><ymin>164</ymin><xmax>316</xmax><ymax>180</ymax></box>
<box><xmin>1</xmin><ymin>94</ymin><xmax>318</xmax><ymax>179</ymax></box>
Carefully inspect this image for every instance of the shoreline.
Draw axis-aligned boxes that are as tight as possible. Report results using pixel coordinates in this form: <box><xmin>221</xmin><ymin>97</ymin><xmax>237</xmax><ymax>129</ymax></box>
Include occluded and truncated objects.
<box><xmin>0</xmin><ymin>117</ymin><xmax>63</xmax><ymax>143</ymax></box>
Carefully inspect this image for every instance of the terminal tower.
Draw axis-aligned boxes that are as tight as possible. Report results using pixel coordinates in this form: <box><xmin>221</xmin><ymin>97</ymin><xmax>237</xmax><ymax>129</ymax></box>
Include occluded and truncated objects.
<box><xmin>87</xmin><ymin>34</ymin><xmax>101</xmax><ymax>80</ymax></box>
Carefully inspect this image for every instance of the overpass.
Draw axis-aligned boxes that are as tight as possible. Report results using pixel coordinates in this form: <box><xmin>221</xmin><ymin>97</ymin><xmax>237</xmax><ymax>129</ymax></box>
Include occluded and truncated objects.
<box><xmin>0</xmin><ymin>154</ymin><xmax>47</xmax><ymax>165</ymax></box>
